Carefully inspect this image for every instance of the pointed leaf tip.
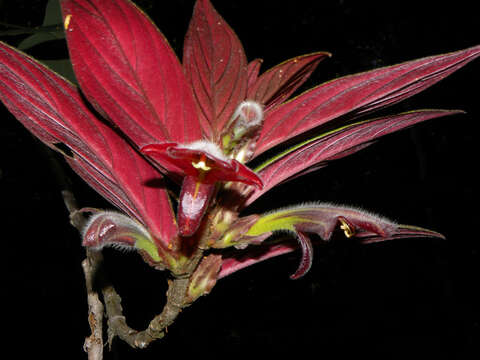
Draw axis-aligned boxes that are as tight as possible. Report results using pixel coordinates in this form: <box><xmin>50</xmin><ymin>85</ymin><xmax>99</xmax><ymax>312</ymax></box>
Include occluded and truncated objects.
<box><xmin>248</xmin><ymin>52</ymin><xmax>331</xmax><ymax>112</ymax></box>
<box><xmin>255</xmin><ymin>45</ymin><xmax>480</xmax><ymax>157</ymax></box>
<box><xmin>246</xmin><ymin>109</ymin><xmax>462</xmax><ymax>206</ymax></box>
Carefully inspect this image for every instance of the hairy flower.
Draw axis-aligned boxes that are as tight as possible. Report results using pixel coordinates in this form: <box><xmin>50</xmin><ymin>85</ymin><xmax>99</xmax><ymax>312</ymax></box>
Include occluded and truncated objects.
<box><xmin>1</xmin><ymin>0</ymin><xmax>478</xmax><ymax>273</ymax></box>
<box><xmin>0</xmin><ymin>0</ymin><xmax>478</xmax><ymax>347</ymax></box>
<box><xmin>142</xmin><ymin>140</ymin><xmax>263</xmax><ymax>236</ymax></box>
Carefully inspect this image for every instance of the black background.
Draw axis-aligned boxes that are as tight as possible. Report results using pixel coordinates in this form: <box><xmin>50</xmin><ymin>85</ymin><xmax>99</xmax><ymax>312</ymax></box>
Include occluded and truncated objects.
<box><xmin>1</xmin><ymin>0</ymin><xmax>478</xmax><ymax>358</ymax></box>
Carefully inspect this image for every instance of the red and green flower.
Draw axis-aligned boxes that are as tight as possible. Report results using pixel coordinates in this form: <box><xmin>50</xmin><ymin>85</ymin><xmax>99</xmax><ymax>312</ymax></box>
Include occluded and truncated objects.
<box><xmin>1</xmin><ymin>0</ymin><xmax>478</xmax><ymax>337</ymax></box>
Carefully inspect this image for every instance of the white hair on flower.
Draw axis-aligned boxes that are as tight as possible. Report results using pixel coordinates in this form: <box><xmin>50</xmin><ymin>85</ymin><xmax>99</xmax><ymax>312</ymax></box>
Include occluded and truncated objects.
<box><xmin>260</xmin><ymin>201</ymin><xmax>398</xmax><ymax>226</ymax></box>
<box><xmin>81</xmin><ymin>210</ymin><xmax>153</xmax><ymax>251</ymax></box>
<box><xmin>181</xmin><ymin>140</ymin><xmax>228</xmax><ymax>161</ymax></box>
<box><xmin>231</xmin><ymin>100</ymin><xmax>264</xmax><ymax>127</ymax></box>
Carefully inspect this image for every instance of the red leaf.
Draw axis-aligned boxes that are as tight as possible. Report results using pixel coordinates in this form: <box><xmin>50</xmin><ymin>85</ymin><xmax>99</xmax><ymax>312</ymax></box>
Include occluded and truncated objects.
<box><xmin>246</xmin><ymin>58</ymin><xmax>263</xmax><ymax>89</ymax></box>
<box><xmin>254</xmin><ymin>45</ymin><xmax>480</xmax><ymax>157</ymax></box>
<box><xmin>183</xmin><ymin>0</ymin><xmax>248</xmax><ymax>140</ymax></box>
<box><xmin>247</xmin><ymin>52</ymin><xmax>330</xmax><ymax>112</ymax></box>
<box><xmin>245</xmin><ymin>109</ymin><xmax>460</xmax><ymax>206</ymax></box>
<box><xmin>0</xmin><ymin>41</ymin><xmax>178</xmax><ymax>248</ymax></box>
<box><xmin>60</xmin><ymin>0</ymin><xmax>202</xmax><ymax>147</ymax></box>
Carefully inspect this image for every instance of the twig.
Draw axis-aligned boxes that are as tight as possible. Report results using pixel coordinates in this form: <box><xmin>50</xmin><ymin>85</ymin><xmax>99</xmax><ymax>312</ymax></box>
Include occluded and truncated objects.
<box><xmin>44</xmin><ymin>148</ymin><xmax>105</xmax><ymax>359</ymax></box>
<box><xmin>44</xmin><ymin>147</ymin><xmax>204</xmax><ymax>352</ymax></box>
<box><xmin>104</xmin><ymin>251</ymin><xmax>204</xmax><ymax>348</ymax></box>
<box><xmin>61</xmin><ymin>186</ymin><xmax>106</xmax><ymax>359</ymax></box>
<box><xmin>103</xmin><ymin>279</ymin><xmax>182</xmax><ymax>348</ymax></box>
<box><xmin>82</xmin><ymin>250</ymin><xmax>104</xmax><ymax>360</ymax></box>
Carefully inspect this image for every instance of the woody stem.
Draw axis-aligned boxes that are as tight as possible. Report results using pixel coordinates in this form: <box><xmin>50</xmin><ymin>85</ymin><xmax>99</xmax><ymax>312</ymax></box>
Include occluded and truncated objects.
<box><xmin>43</xmin><ymin>146</ymin><xmax>105</xmax><ymax>359</ymax></box>
<box><xmin>107</xmin><ymin>247</ymin><xmax>205</xmax><ymax>348</ymax></box>
<box><xmin>45</xmin><ymin>145</ymin><xmax>204</xmax><ymax>350</ymax></box>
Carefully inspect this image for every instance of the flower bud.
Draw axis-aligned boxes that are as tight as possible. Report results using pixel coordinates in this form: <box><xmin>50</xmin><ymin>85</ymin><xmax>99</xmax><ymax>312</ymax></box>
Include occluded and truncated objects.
<box><xmin>82</xmin><ymin>211</ymin><xmax>163</xmax><ymax>265</ymax></box>
<box><xmin>221</xmin><ymin>100</ymin><xmax>264</xmax><ymax>162</ymax></box>
<box><xmin>186</xmin><ymin>254</ymin><xmax>222</xmax><ymax>303</ymax></box>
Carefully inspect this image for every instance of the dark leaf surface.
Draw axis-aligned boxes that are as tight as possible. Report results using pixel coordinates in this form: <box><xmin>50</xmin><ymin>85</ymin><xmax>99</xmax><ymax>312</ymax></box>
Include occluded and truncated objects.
<box><xmin>61</xmin><ymin>0</ymin><xmax>202</xmax><ymax>146</ymax></box>
<box><xmin>247</xmin><ymin>52</ymin><xmax>330</xmax><ymax>111</ymax></box>
<box><xmin>0</xmin><ymin>41</ymin><xmax>177</xmax><ymax>246</ymax></box>
<box><xmin>183</xmin><ymin>0</ymin><xmax>248</xmax><ymax>140</ymax></box>
<box><xmin>254</xmin><ymin>45</ymin><xmax>480</xmax><ymax>157</ymax></box>
<box><xmin>246</xmin><ymin>110</ymin><xmax>461</xmax><ymax>206</ymax></box>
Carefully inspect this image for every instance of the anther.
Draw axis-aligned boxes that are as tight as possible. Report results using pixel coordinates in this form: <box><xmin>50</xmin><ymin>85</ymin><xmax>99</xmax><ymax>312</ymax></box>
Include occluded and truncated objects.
<box><xmin>338</xmin><ymin>217</ymin><xmax>355</xmax><ymax>238</ymax></box>
<box><xmin>64</xmin><ymin>14</ymin><xmax>72</xmax><ymax>30</ymax></box>
<box><xmin>191</xmin><ymin>160</ymin><xmax>211</xmax><ymax>171</ymax></box>
<box><xmin>191</xmin><ymin>154</ymin><xmax>211</xmax><ymax>171</ymax></box>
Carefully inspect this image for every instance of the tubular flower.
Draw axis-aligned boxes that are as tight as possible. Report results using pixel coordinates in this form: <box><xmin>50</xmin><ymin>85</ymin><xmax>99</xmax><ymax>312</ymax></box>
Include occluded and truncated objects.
<box><xmin>1</xmin><ymin>0</ymin><xmax>479</xmax><ymax>347</ymax></box>
<box><xmin>142</xmin><ymin>140</ymin><xmax>263</xmax><ymax>236</ymax></box>
<box><xmin>0</xmin><ymin>0</ymin><xmax>478</xmax><ymax>274</ymax></box>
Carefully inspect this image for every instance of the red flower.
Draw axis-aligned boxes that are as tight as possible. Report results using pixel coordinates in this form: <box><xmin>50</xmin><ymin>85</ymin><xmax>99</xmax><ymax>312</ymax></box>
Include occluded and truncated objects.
<box><xmin>1</xmin><ymin>0</ymin><xmax>479</xmax><ymax>279</ymax></box>
<box><xmin>142</xmin><ymin>140</ymin><xmax>262</xmax><ymax>236</ymax></box>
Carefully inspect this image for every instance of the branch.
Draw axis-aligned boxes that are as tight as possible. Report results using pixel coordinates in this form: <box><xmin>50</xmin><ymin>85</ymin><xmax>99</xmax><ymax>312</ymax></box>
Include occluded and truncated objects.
<box><xmin>44</xmin><ymin>147</ymin><xmax>105</xmax><ymax>359</ymax></box>
<box><xmin>82</xmin><ymin>250</ymin><xmax>104</xmax><ymax>360</ymax></box>
<box><xmin>44</xmin><ymin>147</ymin><xmax>205</xmax><ymax>351</ymax></box>
<box><xmin>104</xmin><ymin>276</ymin><xmax>190</xmax><ymax>348</ymax></box>
<box><xmin>104</xmin><ymin>248</ymin><xmax>205</xmax><ymax>348</ymax></box>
